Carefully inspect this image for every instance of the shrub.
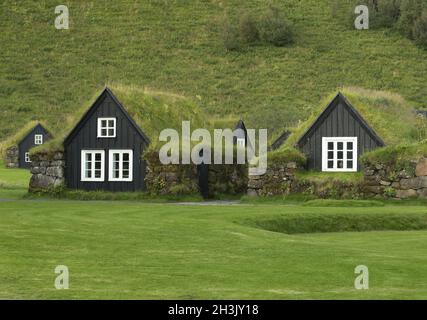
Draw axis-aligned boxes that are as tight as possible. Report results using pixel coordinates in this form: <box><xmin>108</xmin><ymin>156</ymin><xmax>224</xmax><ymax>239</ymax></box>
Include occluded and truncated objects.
<box><xmin>383</xmin><ymin>186</ymin><xmax>397</xmax><ymax>198</ymax></box>
<box><xmin>398</xmin><ymin>0</ymin><xmax>424</xmax><ymax>38</ymax></box>
<box><xmin>258</xmin><ymin>6</ymin><xmax>294</xmax><ymax>47</ymax></box>
<box><xmin>238</xmin><ymin>12</ymin><xmax>259</xmax><ymax>44</ymax></box>
<box><xmin>372</xmin><ymin>0</ymin><xmax>401</xmax><ymax>28</ymax></box>
<box><xmin>413</xmin><ymin>11</ymin><xmax>427</xmax><ymax>48</ymax></box>
<box><xmin>221</xmin><ymin>14</ymin><xmax>241</xmax><ymax>51</ymax></box>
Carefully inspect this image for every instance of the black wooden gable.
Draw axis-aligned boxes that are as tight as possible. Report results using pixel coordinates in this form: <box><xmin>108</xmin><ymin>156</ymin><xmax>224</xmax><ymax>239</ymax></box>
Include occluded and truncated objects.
<box><xmin>233</xmin><ymin>119</ymin><xmax>249</xmax><ymax>143</ymax></box>
<box><xmin>19</xmin><ymin>123</ymin><xmax>51</xmax><ymax>145</ymax></box>
<box><xmin>64</xmin><ymin>87</ymin><xmax>150</xmax><ymax>146</ymax></box>
<box><xmin>63</xmin><ymin>87</ymin><xmax>151</xmax><ymax>192</ymax></box>
<box><xmin>18</xmin><ymin>123</ymin><xmax>52</xmax><ymax>169</ymax></box>
<box><xmin>297</xmin><ymin>93</ymin><xmax>384</xmax><ymax>148</ymax></box>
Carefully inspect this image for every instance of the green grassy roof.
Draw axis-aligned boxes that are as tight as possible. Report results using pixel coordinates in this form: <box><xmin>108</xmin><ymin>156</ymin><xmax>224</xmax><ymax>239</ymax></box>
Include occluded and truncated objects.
<box><xmin>32</xmin><ymin>84</ymin><xmax>207</xmax><ymax>155</ymax></box>
<box><xmin>283</xmin><ymin>87</ymin><xmax>426</xmax><ymax>149</ymax></box>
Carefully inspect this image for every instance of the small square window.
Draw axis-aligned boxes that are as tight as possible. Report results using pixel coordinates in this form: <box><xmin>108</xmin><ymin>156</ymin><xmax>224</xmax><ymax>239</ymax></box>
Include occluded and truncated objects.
<box><xmin>236</xmin><ymin>138</ymin><xmax>245</xmax><ymax>147</ymax></box>
<box><xmin>25</xmin><ymin>152</ymin><xmax>31</xmax><ymax>163</ymax></box>
<box><xmin>97</xmin><ymin>118</ymin><xmax>116</xmax><ymax>138</ymax></box>
<box><xmin>35</xmin><ymin>135</ymin><xmax>43</xmax><ymax>145</ymax></box>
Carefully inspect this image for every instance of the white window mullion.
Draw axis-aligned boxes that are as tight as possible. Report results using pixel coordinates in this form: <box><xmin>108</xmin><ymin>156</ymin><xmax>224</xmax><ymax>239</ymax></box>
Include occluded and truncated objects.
<box><xmin>343</xmin><ymin>142</ymin><xmax>347</xmax><ymax>170</ymax></box>
<box><xmin>333</xmin><ymin>142</ymin><xmax>337</xmax><ymax>170</ymax></box>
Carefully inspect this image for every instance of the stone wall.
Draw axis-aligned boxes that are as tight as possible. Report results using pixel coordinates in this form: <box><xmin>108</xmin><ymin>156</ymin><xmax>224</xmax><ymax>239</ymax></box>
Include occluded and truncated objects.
<box><xmin>145</xmin><ymin>163</ymin><xmax>199</xmax><ymax>195</ymax></box>
<box><xmin>363</xmin><ymin>158</ymin><xmax>427</xmax><ymax>199</ymax></box>
<box><xmin>5</xmin><ymin>146</ymin><xmax>19</xmax><ymax>168</ymax></box>
<box><xmin>29</xmin><ymin>152</ymin><xmax>65</xmax><ymax>192</ymax></box>
<box><xmin>208</xmin><ymin>164</ymin><xmax>248</xmax><ymax>196</ymax></box>
<box><xmin>248</xmin><ymin>162</ymin><xmax>298</xmax><ymax>196</ymax></box>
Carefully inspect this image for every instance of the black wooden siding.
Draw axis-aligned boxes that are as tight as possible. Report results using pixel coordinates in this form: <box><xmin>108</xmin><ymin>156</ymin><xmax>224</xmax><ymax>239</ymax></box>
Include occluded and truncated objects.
<box><xmin>18</xmin><ymin>124</ymin><xmax>51</xmax><ymax>169</ymax></box>
<box><xmin>298</xmin><ymin>94</ymin><xmax>384</xmax><ymax>171</ymax></box>
<box><xmin>64</xmin><ymin>93</ymin><xmax>148</xmax><ymax>192</ymax></box>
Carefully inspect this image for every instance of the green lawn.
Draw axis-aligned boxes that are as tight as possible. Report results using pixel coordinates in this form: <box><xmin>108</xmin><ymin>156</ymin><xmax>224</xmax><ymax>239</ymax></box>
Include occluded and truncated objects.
<box><xmin>0</xmin><ymin>160</ymin><xmax>30</xmax><ymax>199</ymax></box>
<box><xmin>0</xmin><ymin>199</ymin><xmax>427</xmax><ymax>299</ymax></box>
<box><xmin>1</xmin><ymin>163</ymin><xmax>427</xmax><ymax>299</ymax></box>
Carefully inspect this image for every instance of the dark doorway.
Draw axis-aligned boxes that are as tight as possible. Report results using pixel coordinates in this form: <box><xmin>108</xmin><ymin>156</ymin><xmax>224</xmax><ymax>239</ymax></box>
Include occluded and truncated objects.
<box><xmin>197</xmin><ymin>163</ymin><xmax>209</xmax><ymax>199</ymax></box>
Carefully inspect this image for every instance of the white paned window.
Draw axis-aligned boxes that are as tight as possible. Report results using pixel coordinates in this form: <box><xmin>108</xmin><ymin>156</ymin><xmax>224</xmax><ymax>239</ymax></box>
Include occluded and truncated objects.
<box><xmin>81</xmin><ymin>150</ymin><xmax>105</xmax><ymax>181</ymax></box>
<box><xmin>108</xmin><ymin>150</ymin><xmax>133</xmax><ymax>182</ymax></box>
<box><xmin>236</xmin><ymin>138</ymin><xmax>245</xmax><ymax>147</ymax></box>
<box><xmin>97</xmin><ymin>118</ymin><xmax>116</xmax><ymax>138</ymax></box>
<box><xmin>25</xmin><ymin>152</ymin><xmax>31</xmax><ymax>163</ymax></box>
<box><xmin>34</xmin><ymin>134</ymin><xmax>43</xmax><ymax>145</ymax></box>
<box><xmin>322</xmin><ymin>137</ymin><xmax>357</xmax><ymax>172</ymax></box>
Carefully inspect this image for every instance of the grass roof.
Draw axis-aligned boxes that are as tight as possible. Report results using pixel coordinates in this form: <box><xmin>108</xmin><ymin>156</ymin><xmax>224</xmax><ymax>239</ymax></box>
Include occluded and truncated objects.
<box><xmin>0</xmin><ymin>120</ymin><xmax>50</xmax><ymax>158</ymax></box>
<box><xmin>283</xmin><ymin>87</ymin><xmax>426</xmax><ymax>149</ymax></box>
<box><xmin>32</xmin><ymin>84</ymin><xmax>207</xmax><ymax>154</ymax></box>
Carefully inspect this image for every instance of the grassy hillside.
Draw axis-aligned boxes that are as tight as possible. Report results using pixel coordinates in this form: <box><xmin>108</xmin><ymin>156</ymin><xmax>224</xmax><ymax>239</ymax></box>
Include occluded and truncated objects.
<box><xmin>1</xmin><ymin>0</ymin><xmax>427</xmax><ymax>142</ymax></box>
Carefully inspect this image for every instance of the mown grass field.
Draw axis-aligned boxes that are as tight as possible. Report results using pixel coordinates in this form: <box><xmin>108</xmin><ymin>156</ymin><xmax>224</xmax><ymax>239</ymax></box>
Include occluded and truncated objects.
<box><xmin>1</xmin><ymin>0</ymin><xmax>427</xmax><ymax>140</ymax></box>
<box><xmin>1</xmin><ymin>164</ymin><xmax>427</xmax><ymax>299</ymax></box>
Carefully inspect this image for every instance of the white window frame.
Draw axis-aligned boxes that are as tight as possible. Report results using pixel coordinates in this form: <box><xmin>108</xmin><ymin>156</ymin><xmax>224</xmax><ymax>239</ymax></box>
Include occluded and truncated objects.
<box><xmin>108</xmin><ymin>149</ymin><xmax>133</xmax><ymax>182</ymax></box>
<box><xmin>81</xmin><ymin>150</ymin><xmax>105</xmax><ymax>182</ymax></box>
<box><xmin>25</xmin><ymin>152</ymin><xmax>31</xmax><ymax>163</ymax></box>
<box><xmin>236</xmin><ymin>138</ymin><xmax>246</xmax><ymax>147</ymax></box>
<box><xmin>322</xmin><ymin>137</ymin><xmax>358</xmax><ymax>172</ymax></box>
<box><xmin>34</xmin><ymin>134</ymin><xmax>43</xmax><ymax>145</ymax></box>
<box><xmin>97</xmin><ymin>117</ymin><xmax>116</xmax><ymax>138</ymax></box>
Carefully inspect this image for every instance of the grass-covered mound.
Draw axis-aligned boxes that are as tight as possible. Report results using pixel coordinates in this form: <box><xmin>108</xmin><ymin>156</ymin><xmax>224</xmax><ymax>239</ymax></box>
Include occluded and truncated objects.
<box><xmin>361</xmin><ymin>139</ymin><xmax>427</xmax><ymax>168</ymax></box>
<box><xmin>284</xmin><ymin>87</ymin><xmax>426</xmax><ymax>148</ymax></box>
<box><xmin>268</xmin><ymin>147</ymin><xmax>306</xmax><ymax>166</ymax></box>
<box><xmin>31</xmin><ymin>84</ymin><xmax>207</xmax><ymax>155</ymax></box>
<box><xmin>243</xmin><ymin>211</ymin><xmax>427</xmax><ymax>234</ymax></box>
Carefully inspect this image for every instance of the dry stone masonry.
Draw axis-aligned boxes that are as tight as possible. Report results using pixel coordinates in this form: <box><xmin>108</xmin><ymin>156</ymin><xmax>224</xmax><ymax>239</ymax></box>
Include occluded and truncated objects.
<box><xmin>29</xmin><ymin>152</ymin><xmax>65</xmax><ymax>191</ymax></box>
<box><xmin>248</xmin><ymin>162</ymin><xmax>297</xmax><ymax>196</ymax></box>
<box><xmin>5</xmin><ymin>146</ymin><xmax>19</xmax><ymax>168</ymax></box>
<box><xmin>362</xmin><ymin>158</ymin><xmax>427</xmax><ymax>199</ymax></box>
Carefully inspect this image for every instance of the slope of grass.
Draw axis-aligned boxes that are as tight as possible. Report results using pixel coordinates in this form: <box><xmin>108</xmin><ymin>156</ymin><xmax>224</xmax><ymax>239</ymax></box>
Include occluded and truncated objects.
<box><xmin>0</xmin><ymin>200</ymin><xmax>427</xmax><ymax>299</ymax></box>
<box><xmin>2</xmin><ymin>0</ymin><xmax>427</xmax><ymax>142</ymax></box>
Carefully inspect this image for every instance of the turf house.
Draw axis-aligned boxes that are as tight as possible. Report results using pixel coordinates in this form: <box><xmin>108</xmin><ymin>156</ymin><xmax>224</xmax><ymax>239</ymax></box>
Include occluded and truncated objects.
<box><xmin>296</xmin><ymin>92</ymin><xmax>385</xmax><ymax>172</ymax></box>
<box><xmin>63</xmin><ymin>87</ymin><xmax>151</xmax><ymax>192</ymax></box>
<box><xmin>2</xmin><ymin>122</ymin><xmax>52</xmax><ymax>169</ymax></box>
